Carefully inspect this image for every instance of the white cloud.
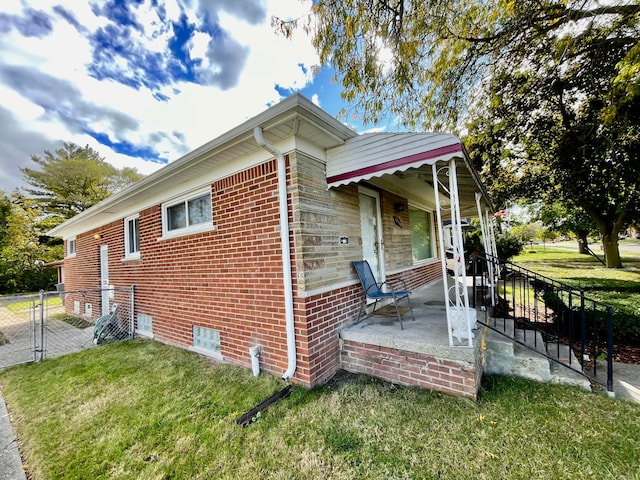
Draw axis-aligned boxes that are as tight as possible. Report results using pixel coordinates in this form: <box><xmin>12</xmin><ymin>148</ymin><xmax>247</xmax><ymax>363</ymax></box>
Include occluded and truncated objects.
<box><xmin>0</xmin><ymin>0</ymin><xmax>319</xmax><ymax>192</ymax></box>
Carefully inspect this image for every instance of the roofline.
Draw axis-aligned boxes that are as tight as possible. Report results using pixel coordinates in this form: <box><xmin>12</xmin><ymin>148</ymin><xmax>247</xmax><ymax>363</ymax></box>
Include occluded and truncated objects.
<box><xmin>48</xmin><ymin>94</ymin><xmax>356</xmax><ymax>237</ymax></box>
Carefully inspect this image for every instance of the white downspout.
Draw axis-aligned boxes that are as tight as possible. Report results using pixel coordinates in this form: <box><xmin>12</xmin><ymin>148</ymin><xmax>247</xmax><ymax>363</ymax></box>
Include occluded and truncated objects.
<box><xmin>253</xmin><ymin>127</ymin><xmax>297</xmax><ymax>381</ymax></box>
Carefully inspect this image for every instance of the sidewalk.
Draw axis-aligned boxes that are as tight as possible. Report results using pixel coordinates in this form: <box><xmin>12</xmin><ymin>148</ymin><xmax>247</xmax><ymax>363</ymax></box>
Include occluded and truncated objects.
<box><xmin>0</xmin><ymin>391</ymin><xmax>26</xmax><ymax>480</ymax></box>
<box><xmin>596</xmin><ymin>361</ymin><xmax>640</xmax><ymax>404</ymax></box>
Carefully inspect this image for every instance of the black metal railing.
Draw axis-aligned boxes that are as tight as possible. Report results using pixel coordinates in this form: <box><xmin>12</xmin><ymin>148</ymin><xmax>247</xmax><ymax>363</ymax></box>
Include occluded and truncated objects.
<box><xmin>469</xmin><ymin>254</ymin><xmax>614</xmax><ymax>393</ymax></box>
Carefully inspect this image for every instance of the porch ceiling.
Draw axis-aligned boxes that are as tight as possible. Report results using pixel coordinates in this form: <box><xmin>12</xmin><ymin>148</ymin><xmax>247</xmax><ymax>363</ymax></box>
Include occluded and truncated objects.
<box><xmin>326</xmin><ymin>133</ymin><xmax>492</xmax><ymax>218</ymax></box>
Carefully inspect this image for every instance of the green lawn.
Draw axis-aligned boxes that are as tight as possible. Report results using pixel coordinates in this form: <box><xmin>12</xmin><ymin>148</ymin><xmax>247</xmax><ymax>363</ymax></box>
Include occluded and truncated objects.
<box><xmin>1</xmin><ymin>340</ymin><xmax>639</xmax><ymax>480</ymax></box>
<box><xmin>512</xmin><ymin>245</ymin><xmax>640</xmax><ymax>335</ymax></box>
<box><xmin>1</xmin><ymin>295</ymin><xmax>62</xmax><ymax>312</ymax></box>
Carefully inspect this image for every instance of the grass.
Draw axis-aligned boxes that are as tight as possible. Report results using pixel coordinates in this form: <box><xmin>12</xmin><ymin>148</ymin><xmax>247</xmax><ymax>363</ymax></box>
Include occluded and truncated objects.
<box><xmin>1</xmin><ymin>340</ymin><xmax>640</xmax><ymax>479</ymax></box>
<box><xmin>1</xmin><ymin>295</ymin><xmax>62</xmax><ymax>312</ymax></box>
<box><xmin>49</xmin><ymin>312</ymin><xmax>94</xmax><ymax>329</ymax></box>
<box><xmin>512</xmin><ymin>245</ymin><xmax>640</xmax><ymax>321</ymax></box>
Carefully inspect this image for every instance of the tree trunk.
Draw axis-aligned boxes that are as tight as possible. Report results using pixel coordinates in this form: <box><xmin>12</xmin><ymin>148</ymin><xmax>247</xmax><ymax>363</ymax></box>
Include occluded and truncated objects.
<box><xmin>602</xmin><ymin>234</ymin><xmax>622</xmax><ymax>268</ymax></box>
<box><xmin>587</xmin><ymin>209</ymin><xmax>625</xmax><ymax>269</ymax></box>
<box><xmin>576</xmin><ymin>231</ymin><xmax>589</xmax><ymax>254</ymax></box>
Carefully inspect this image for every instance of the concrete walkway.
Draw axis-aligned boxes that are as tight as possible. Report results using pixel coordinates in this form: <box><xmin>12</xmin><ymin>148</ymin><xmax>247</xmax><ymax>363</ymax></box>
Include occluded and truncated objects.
<box><xmin>596</xmin><ymin>361</ymin><xmax>640</xmax><ymax>403</ymax></box>
<box><xmin>0</xmin><ymin>392</ymin><xmax>26</xmax><ymax>480</ymax></box>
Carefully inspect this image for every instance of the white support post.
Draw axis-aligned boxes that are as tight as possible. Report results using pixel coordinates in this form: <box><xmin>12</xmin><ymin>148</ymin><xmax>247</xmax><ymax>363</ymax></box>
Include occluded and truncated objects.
<box><xmin>485</xmin><ymin>209</ymin><xmax>499</xmax><ymax>306</ymax></box>
<box><xmin>475</xmin><ymin>194</ymin><xmax>496</xmax><ymax>307</ymax></box>
<box><xmin>448</xmin><ymin>159</ymin><xmax>474</xmax><ymax>346</ymax></box>
<box><xmin>432</xmin><ymin>163</ymin><xmax>454</xmax><ymax>347</ymax></box>
<box><xmin>433</xmin><ymin>160</ymin><xmax>474</xmax><ymax>348</ymax></box>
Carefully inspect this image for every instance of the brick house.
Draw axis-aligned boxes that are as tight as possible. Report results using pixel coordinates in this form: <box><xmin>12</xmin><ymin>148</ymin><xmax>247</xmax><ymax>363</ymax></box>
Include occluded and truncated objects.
<box><xmin>48</xmin><ymin>94</ymin><xmax>494</xmax><ymax>397</ymax></box>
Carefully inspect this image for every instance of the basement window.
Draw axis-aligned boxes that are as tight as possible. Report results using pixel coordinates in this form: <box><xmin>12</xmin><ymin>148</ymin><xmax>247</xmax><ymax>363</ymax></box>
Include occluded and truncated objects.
<box><xmin>136</xmin><ymin>313</ymin><xmax>153</xmax><ymax>337</ymax></box>
<box><xmin>192</xmin><ymin>326</ymin><xmax>221</xmax><ymax>358</ymax></box>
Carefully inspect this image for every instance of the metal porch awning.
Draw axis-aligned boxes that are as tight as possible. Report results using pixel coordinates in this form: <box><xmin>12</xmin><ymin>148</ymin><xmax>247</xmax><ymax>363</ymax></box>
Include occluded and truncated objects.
<box><xmin>326</xmin><ymin>133</ymin><xmax>463</xmax><ymax>187</ymax></box>
<box><xmin>325</xmin><ymin>132</ymin><xmax>490</xmax><ymax>217</ymax></box>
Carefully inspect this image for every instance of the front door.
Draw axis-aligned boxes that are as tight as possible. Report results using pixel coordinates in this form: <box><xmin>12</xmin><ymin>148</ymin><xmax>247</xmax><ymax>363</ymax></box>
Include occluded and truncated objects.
<box><xmin>100</xmin><ymin>245</ymin><xmax>109</xmax><ymax>315</ymax></box>
<box><xmin>359</xmin><ymin>187</ymin><xmax>385</xmax><ymax>281</ymax></box>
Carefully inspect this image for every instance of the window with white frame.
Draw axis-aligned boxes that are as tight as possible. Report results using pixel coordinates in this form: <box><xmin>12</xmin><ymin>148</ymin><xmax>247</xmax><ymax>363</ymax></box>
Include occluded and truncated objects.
<box><xmin>162</xmin><ymin>189</ymin><xmax>212</xmax><ymax>236</ymax></box>
<box><xmin>409</xmin><ymin>207</ymin><xmax>434</xmax><ymax>261</ymax></box>
<box><xmin>192</xmin><ymin>326</ymin><xmax>221</xmax><ymax>355</ymax></box>
<box><xmin>124</xmin><ymin>214</ymin><xmax>140</xmax><ymax>259</ymax></box>
<box><xmin>67</xmin><ymin>237</ymin><xmax>76</xmax><ymax>257</ymax></box>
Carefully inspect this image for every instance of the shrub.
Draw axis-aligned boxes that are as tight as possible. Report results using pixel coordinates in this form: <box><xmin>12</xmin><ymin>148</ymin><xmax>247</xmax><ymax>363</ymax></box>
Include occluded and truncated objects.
<box><xmin>496</xmin><ymin>234</ymin><xmax>524</xmax><ymax>262</ymax></box>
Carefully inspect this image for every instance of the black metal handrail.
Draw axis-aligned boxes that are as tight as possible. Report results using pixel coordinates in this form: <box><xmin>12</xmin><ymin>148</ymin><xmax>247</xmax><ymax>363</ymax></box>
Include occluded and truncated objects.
<box><xmin>469</xmin><ymin>254</ymin><xmax>614</xmax><ymax>394</ymax></box>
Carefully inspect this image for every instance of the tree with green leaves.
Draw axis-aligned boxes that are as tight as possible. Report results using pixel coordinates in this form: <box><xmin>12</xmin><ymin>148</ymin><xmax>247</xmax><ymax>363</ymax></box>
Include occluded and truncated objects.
<box><xmin>0</xmin><ymin>192</ymin><xmax>61</xmax><ymax>293</ymax></box>
<box><xmin>463</xmin><ymin>16</ymin><xmax>639</xmax><ymax>267</ymax></box>
<box><xmin>534</xmin><ymin>201</ymin><xmax>599</xmax><ymax>254</ymax></box>
<box><xmin>0</xmin><ymin>144</ymin><xmax>144</xmax><ymax>293</ymax></box>
<box><xmin>0</xmin><ymin>190</ymin><xmax>11</xmax><ymax>248</ymax></box>
<box><xmin>278</xmin><ymin>1</ymin><xmax>639</xmax><ymax>267</ymax></box>
<box><xmin>21</xmin><ymin>142</ymin><xmax>143</xmax><ymax>227</ymax></box>
<box><xmin>291</xmin><ymin>1</ymin><xmax>639</xmax><ymax>129</ymax></box>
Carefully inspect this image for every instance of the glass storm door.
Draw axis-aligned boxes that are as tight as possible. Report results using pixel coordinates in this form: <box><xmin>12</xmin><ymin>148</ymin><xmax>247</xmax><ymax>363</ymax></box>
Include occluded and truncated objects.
<box><xmin>359</xmin><ymin>188</ymin><xmax>384</xmax><ymax>281</ymax></box>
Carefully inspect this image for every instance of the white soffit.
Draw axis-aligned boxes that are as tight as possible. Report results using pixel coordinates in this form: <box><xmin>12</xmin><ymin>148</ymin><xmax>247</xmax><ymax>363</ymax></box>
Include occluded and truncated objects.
<box><xmin>326</xmin><ymin>132</ymin><xmax>463</xmax><ymax>188</ymax></box>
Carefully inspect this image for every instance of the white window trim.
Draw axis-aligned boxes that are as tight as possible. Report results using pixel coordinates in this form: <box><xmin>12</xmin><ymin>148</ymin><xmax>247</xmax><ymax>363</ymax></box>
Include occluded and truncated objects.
<box><xmin>160</xmin><ymin>188</ymin><xmax>215</xmax><ymax>240</ymax></box>
<box><xmin>66</xmin><ymin>237</ymin><xmax>76</xmax><ymax>258</ymax></box>
<box><xmin>123</xmin><ymin>213</ymin><xmax>141</xmax><ymax>260</ymax></box>
<box><xmin>190</xmin><ymin>345</ymin><xmax>223</xmax><ymax>360</ymax></box>
<box><xmin>408</xmin><ymin>205</ymin><xmax>437</xmax><ymax>264</ymax></box>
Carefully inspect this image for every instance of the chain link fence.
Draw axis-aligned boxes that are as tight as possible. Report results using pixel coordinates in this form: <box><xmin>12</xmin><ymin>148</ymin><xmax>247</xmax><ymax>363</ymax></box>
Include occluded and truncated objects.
<box><xmin>0</xmin><ymin>286</ymin><xmax>134</xmax><ymax>370</ymax></box>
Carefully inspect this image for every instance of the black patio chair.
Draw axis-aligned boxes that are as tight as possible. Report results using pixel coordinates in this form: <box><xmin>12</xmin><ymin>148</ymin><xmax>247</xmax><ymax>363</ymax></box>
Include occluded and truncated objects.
<box><xmin>352</xmin><ymin>260</ymin><xmax>415</xmax><ymax>330</ymax></box>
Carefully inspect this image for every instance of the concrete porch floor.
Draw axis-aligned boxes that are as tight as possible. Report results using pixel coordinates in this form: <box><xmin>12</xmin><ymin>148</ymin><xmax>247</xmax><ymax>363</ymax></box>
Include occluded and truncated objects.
<box><xmin>340</xmin><ymin>278</ymin><xmax>484</xmax><ymax>365</ymax></box>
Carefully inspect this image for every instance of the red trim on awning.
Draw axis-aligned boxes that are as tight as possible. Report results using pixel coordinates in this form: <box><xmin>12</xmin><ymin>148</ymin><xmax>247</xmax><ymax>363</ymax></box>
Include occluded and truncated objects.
<box><xmin>326</xmin><ymin>142</ymin><xmax>462</xmax><ymax>185</ymax></box>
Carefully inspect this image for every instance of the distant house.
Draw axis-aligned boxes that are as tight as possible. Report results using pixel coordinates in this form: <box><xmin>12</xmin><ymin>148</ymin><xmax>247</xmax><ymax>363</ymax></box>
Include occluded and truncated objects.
<box><xmin>48</xmin><ymin>94</ymin><xmax>494</xmax><ymax>397</ymax></box>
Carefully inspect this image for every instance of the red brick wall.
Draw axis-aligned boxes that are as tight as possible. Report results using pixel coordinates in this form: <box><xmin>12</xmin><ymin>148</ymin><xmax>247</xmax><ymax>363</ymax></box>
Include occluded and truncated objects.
<box><xmin>387</xmin><ymin>261</ymin><xmax>442</xmax><ymax>292</ymax></box>
<box><xmin>64</xmin><ymin>159</ymin><xmax>305</xmax><ymax>382</ymax></box>
<box><xmin>294</xmin><ymin>283</ymin><xmax>363</xmax><ymax>386</ymax></box>
<box><xmin>62</xmin><ymin>154</ymin><xmax>448</xmax><ymax>390</ymax></box>
<box><xmin>340</xmin><ymin>340</ymin><xmax>481</xmax><ymax>399</ymax></box>
<box><xmin>63</xmin><ymin>223</ymin><xmax>129</xmax><ymax>321</ymax></box>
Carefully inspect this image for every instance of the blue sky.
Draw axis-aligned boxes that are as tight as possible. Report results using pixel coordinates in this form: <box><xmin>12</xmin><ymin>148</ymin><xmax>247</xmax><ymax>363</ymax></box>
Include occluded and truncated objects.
<box><xmin>0</xmin><ymin>0</ymin><xmax>385</xmax><ymax>193</ymax></box>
